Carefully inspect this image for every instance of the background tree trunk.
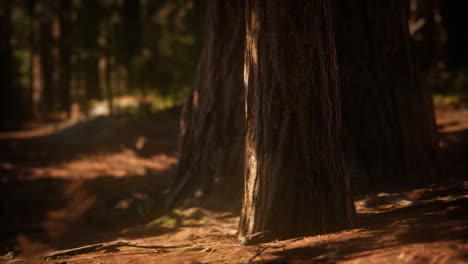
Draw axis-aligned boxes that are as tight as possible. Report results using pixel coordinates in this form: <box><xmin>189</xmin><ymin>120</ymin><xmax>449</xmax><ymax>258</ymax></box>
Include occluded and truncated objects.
<box><xmin>80</xmin><ymin>0</ymin><xmax>102</xmax><ymax>103</ymax></box>
<box><xmin>38</xmin><ymin>0</ymin><xmax>55</xmax><ymax>115</ymax></box>
<box><xmin>238</xmin><ymin>0</ymin><xmax>356</xmax><ymax>244</ymax></box>
<box><xmin>166</xmin><ymin>0</ymin><xmax>245</xmax><ymax>209</ymax></box>
<box><xmin>59</xmin><ymin>0</ymin><xmax>73</xmax><ymax>117</ymax></box>
<box><xmin>408</xmin><ymin>0</ymin><xmax>446</xmax><ymax>73</ymax></box>
<box><xmin>334</xmin><ymin>0</ymin><xmax>439</xmax><ymax>192</ymax></box>
<box><xmin>29</xmin><ymin>0</ymin><xmax>43</xmax><ymax>120</ymax></box>
<box><xmin>0</xmin><ymin>0</ymin><xmax>15</xmax><ymax>130</ymax></box>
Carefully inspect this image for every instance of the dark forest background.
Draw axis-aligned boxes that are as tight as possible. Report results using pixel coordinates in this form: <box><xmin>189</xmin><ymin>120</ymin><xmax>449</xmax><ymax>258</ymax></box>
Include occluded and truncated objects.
<box><xmin>0</xmin><ymin>0</ymin><xmax>205</xmax><ymax>130</ymax></box>
<box><xmin>0</xmin><ymin>0</ymin><xmax>467</xmax><ymax>130</ymax></box>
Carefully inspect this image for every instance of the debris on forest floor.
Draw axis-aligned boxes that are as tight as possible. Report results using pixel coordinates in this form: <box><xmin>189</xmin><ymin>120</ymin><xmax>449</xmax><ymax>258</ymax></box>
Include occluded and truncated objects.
<box><xmin>355</xmin><ymin>181</ymin><xmax>468</xmax><ymax>212</ymax></box>
<box><xmin>0</xmin><ymin>105</ymin><xmax>467</xmax><ymax>263</ymax></box>
<box><xmin>2</xmin><ymin>184</ymin><xmax>466</xmax><ymax>263</ymax></box>
<box><xmin>42</xmin><ymin>240</ymin><xmax>185</xmax><ymax>260</ymax></box>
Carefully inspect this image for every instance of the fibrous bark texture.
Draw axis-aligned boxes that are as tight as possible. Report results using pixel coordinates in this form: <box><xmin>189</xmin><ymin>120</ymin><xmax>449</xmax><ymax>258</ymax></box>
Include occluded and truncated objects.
<box><xmin>167</xmin><ymin>0</ymin><xmax>245</xmax><ymax>209</ymax></box>
<box><xmin>239</xmin><ymin>0</ymin><xmax>356</xmax><ymax>244</ymax></box>
<box><xmin>334</xmin><ymin>0</ymin><xmax>439</xmax><ymax>191</ymax></box>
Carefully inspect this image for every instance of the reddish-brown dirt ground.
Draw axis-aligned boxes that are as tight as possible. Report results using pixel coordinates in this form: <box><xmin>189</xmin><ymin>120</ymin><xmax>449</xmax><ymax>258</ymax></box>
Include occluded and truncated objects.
<box><xmin>0</xmin><ymin>104</ymin><xmax>467</xmax><ymax>264</ymax></box>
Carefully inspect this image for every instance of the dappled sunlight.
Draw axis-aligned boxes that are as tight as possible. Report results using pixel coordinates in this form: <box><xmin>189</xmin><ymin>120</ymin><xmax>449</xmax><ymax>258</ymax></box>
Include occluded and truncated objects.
<box><xmin>242</xmin><ymin>135</ymin><xmax>258</xmax><ymax>236</ymax></box>
<box><xmin>27</xmin><ymin>150</ymin><xmax>177</xmax><ymax>180</ymax></box>
<box><xmin>0</xmin><ymin>113</ymin><xmax>181</xmax><ymax>260</ymax></box>
<box><xmin>0</xmin><ymin>118</ymin><xmax>81</xmax><ymax>140</ymax></box>
<box><xmin>436</xmin><ymin>106</ymin><xmax>468</xmax><ymax>133</ymax></box>
<box><xmin>1</xmin><ymin>0</ymin><xmax>467</xmax><ymax>262</ymax></box>
<box><xmin>354</xmin><ymin>183</ymin><xmax>468</xmax><ymax>214</ymax></box>
<box><xmin>192</xmin><ymin>89</ymin><xmax>199</xmax><ymax>110</ymax></box>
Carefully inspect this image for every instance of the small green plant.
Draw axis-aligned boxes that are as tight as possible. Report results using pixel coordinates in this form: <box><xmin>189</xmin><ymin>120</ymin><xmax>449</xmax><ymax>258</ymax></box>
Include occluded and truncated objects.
<box><xmin>147</xmin><ymin>215</ymin><xmax>177</xmax><ymax>228</ymax></box>
<box><xmin>433</xmin><ymin>94</ymin><xmax>462</xmax><ymax>106</ymax></box>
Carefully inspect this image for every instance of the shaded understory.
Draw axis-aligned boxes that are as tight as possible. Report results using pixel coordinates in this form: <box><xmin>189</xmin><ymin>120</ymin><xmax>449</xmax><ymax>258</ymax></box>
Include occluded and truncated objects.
<box><xmin>0</xmin><ymin>104</ymin><xmax>467</xmax><ymax>263</ymax></box>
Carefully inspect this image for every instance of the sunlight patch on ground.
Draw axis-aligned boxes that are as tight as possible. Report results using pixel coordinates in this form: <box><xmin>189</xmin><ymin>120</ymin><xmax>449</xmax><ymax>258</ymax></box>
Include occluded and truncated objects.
<box><xmin>0</xmin><ymin>118</ymin><xmax>81</xmax><ymax>140</ymax></box>
<box><xmin>354</xmin><ymin>183</ymin><xmax>468</xmax><ymax>214</ymax></box>
<box><xmin>27</xmin><ymin>150</ymin><xmax>177</xmax><ymax>180</ymax></box>
<box><xmin>436</xmin><ymin>108</ymin><xmax>468</xmax><ymax>133</ymax></box>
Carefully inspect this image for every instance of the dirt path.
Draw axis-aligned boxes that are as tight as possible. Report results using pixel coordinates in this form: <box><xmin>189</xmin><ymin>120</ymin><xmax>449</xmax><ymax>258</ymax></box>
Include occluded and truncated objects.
<box><xmin>1</xmin><ymin>106</ymin><xmax>467</xmax><ymax>263</ymax></box>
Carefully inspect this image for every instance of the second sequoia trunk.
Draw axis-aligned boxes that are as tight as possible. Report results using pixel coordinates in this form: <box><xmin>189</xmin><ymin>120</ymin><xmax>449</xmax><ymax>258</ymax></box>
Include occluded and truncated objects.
<box><xmin>167</xmin><ymin>0</ymin><xmax>245</xmax><ymax>208</ymax></box>
<box><xmin>334</xmin><ymin>0</ymin><xmax>439</xmax><ymax>191</ymax></box>
<box><xmin>238</xmin><ymin>0</ymin><xmax>355</xmax><ymax>244</ymax></box>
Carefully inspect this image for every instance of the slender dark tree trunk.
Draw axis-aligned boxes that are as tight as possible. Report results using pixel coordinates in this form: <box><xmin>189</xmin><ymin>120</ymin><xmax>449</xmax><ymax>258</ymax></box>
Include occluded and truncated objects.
<box><xmin>84</xmin><ymin>58</ymin><xmax>101</xmax><ymax>102</ymax></box>
<box><xmin>81</xmin><ymin>0</ymin><xmax>102</xmax><ymax>103</ymax></box>
<box><xmin>28</xmin><ymin>0</ymin><xmax>43</xmax><ymax>120</ymax></box>
<box><xmin>121</xmin><ymin>0</ymin><xmax>141</xmax><ymax>62</ymax></box>
<box><xmin>439</xmin><ymin>1</ymin><xmax>468</xmax><ymax>71</ymax></box>
<box><xmin>59</xmin><ymin>0</ymin><xmax>73</xmax><ymax>117</ymax></box>
<box><xmin>334</xmin><ymin>0</ymin><xmax>439</xmax><ymax>192</ymax></box>
<box><xmin>37</xmin><ymin>1</ymin><xmax>55</xmax><ymax>115</ymax></box>
<box><xmin>409</xmin><ymin>0</ymin><xmax>446</xmax><ymax>72</ymax></box>
<box><xmin>238</xmin><ymin>0</ymin><xmax>356</xmax><ymax>244</ymax></box>
<box><xmin>167</xmin><ymin>0</ymin><xmax>245</xmax><ymax>209</ymax></box>
<box><xmin>0</xmin><ymin>0</ymin><xmax>15</xmax><ymax>130</ymax></box>
<box><xmin>114</xmin><ymin>0</ymin><xmax>141</xmax><ymax>94</ymax></box>
<box><xmin>105</xmin><ymin>32</ymin><xmax>113</xmax><ymax>116</ymax></box>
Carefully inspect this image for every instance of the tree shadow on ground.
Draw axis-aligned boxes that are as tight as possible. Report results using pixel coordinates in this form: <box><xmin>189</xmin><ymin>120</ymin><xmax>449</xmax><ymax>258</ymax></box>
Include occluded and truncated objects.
<box><xmin>259</xmin><ymin>188</ymin><xmax>468</xmax><ymax>263</ymax></box>
<box><xmin>1</xmin><ymin>108</ymin><xmax>467</xmax><ymax>262</ymax></box>
<box><xmin>438</xmin><ymin>128</ymin><xmax>468</xmax><ymax>181</ymax></box>
<box><xmin>0</xmin><ymin>167</ymin><xmax>181</xmax><ymax>249</ymax></box>
<box><xmin>0</xmin><ymin>113</ymin><xmax>183</xmax><ymax>253</ymax></box>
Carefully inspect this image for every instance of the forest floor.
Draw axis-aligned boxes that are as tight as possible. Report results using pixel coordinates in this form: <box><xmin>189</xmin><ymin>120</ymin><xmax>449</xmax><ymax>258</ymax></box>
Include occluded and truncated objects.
<box><xmin>0</xmin><ymin>101</ymin><xmax>467</xmax><ymax>263</ymax></box>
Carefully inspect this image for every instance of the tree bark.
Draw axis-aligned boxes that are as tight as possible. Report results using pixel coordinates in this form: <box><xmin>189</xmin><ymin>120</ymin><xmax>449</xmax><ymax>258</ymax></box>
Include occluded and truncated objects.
<box><xmin>334</xmin><ymin>0</ymin><xmax>439</xmax><ymax>191</ymax></box>
<box><xmin>238</xmin><ymin>0</ymin><xmax>356</xmax><ymax>244</ymax></box>
<box><xmin>166</xmin><ymin>0</ymin><xmax>245</xmax><ymax>209</ymax></box>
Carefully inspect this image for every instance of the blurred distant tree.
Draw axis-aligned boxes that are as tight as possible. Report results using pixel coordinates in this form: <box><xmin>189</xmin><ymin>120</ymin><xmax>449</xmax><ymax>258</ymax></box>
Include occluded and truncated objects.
<box><xmin>409</xmin><ymin>0</ymin><xmax>446</xmax><ymax>72</ymax></box>
<box><xmin>78</xmin><ymin>0</ymin><xmax>102</xmax><ymax>102</ymax></box>
<box><xmin>1</xmin><ymin>0</ymin><xmax>205</xmax><ymax>124</ymax></box>
<box><xmin>25</xmin><ymin>0</ymin><xmax>66</xmax><ymax>119</ymax></box>
<box><xmin>238</xmin><ymin>1</ymin><xmax>355</xmax><ymax>244</ymax></box>
<box><xmin>0</xmin><ymin>0</ymin><xmax>29</xmax><ymax>129</ymax></box>
<box><xmin>166</xmin><ymin>0</ymin><xmax>245</xmax><ymax>208</ymax></box>
<box><xmin>59</xmin><ymin>0</ymin><xmax>73</xmax><ymax>117</ymax></box>
<box><xmin>101</xmin><ymin>2</ymin><xmax>114</xmax><ymax>116</ymax></box>
<box><xmin>439</xmin><ymin>1</ymin><xmax>468</xmax><ymax>70</ymax></box>
<box><xmin>114</xmin><ymin>0</ymin><xmax>141</xmax><ymax>95</ymax></box>
<box><xmin>27</xmin><ymin>0</ymin><xmax>43</xmax><ymax>119</ymax></box>
<box><xmin>119</xmin><ymin>0</ymin><xmax>142</xmax><ymax>66</ymax></box>
<box><xmin>36</xmin><ymin>0</ymin><xmax>58</xmax><ymax>115</ymax></box>
<box><xmin>0</xmin><ymin>0</ymin><xmax>16</xmax><ymax>130</ymax></box>
<box><xmin>334</xmin><ymin>0</ymin><xmax>439</xmax><ymax>191</ymax></box>
<box><xmin>130</xmin><ymin>0</ymin><xmax>203</xmax><ymax>103</ymax></box>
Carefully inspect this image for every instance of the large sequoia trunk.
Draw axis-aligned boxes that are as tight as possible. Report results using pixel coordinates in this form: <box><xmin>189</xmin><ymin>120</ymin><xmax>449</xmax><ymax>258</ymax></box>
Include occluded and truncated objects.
<box><xmin>166</xmin><ymin>0</ymin><xmax>245</xmax><ymax>208</ymax></box>
<box><xmin>334</xmin><ymin>1</ymin><xmax>439</xmax><ymax>191</ymax></box>
<box><xmin>238</xmin><ymin>0</ymin><xmax>356</xmax><ymax>244</ymax></box>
